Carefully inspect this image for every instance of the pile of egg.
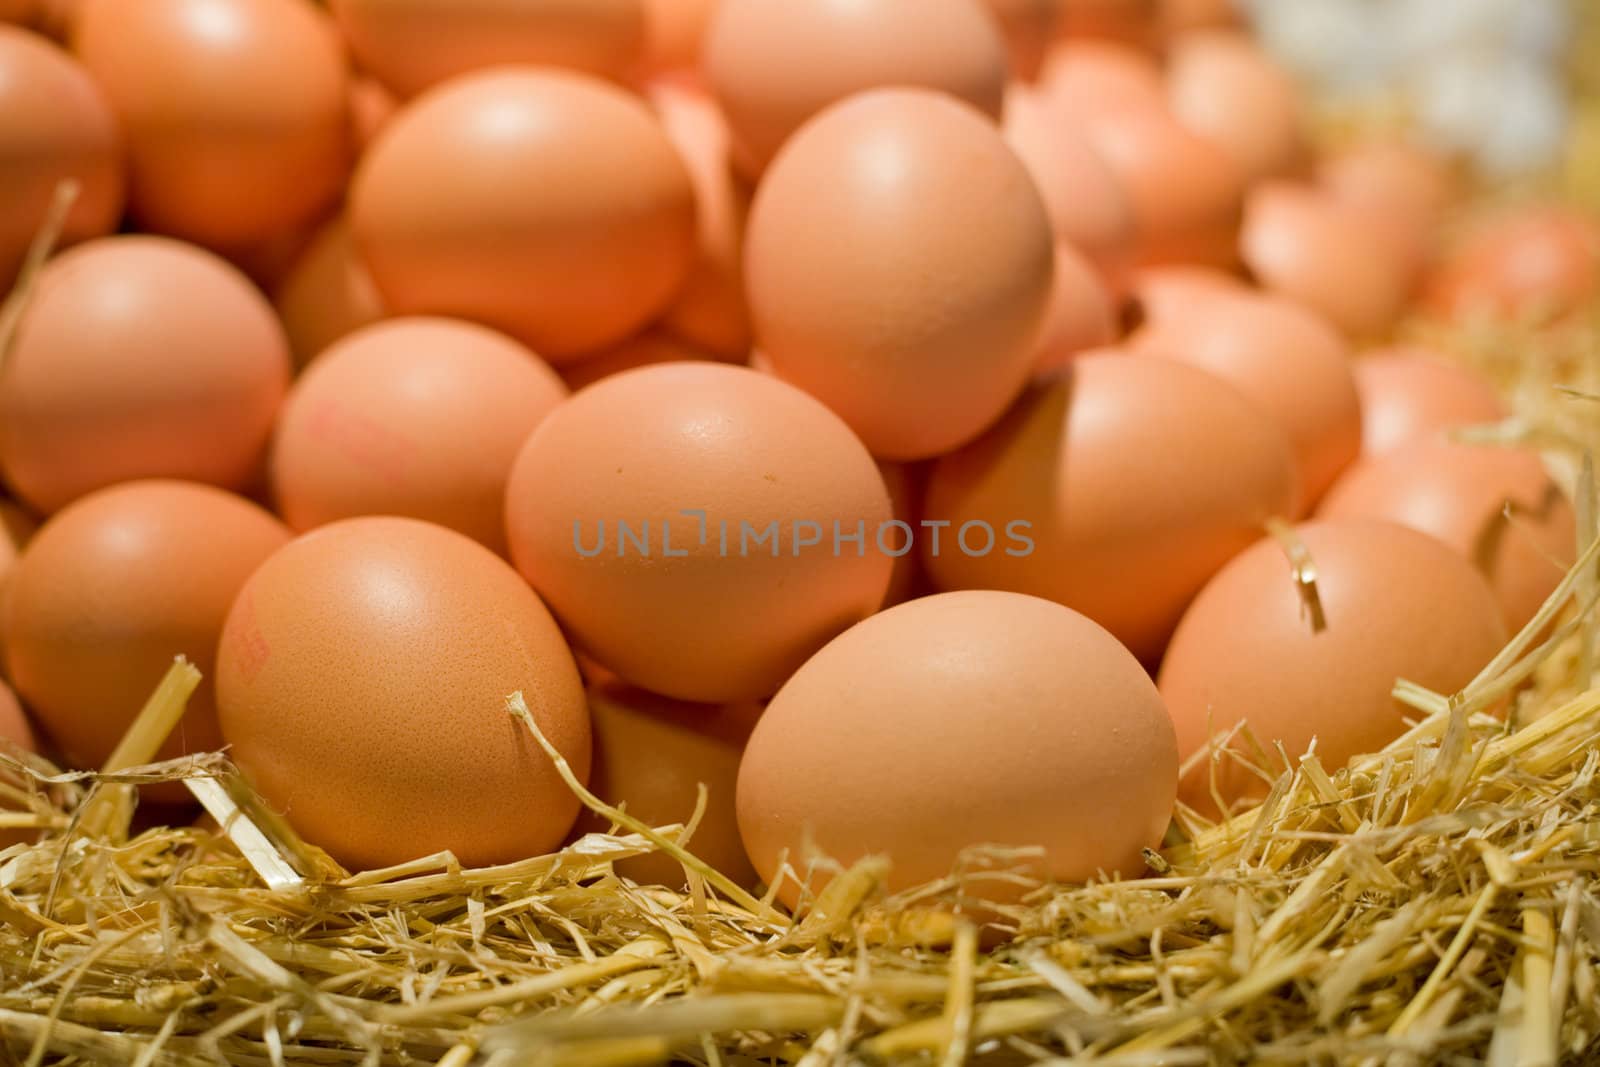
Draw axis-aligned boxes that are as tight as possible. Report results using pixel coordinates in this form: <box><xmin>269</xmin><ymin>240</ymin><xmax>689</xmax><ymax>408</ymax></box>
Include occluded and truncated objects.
<box><xmin>0</xmin><ymin>0</ymin><xmax>1595</xmax><ymax>911</ymax></box>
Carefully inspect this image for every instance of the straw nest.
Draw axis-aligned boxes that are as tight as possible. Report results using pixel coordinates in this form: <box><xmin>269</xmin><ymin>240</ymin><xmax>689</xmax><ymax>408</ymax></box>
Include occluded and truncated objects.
<box><xmin>6</xmin><ymin>23</ymin><xmax>1600</xmax><ymax>1067</ymax></box>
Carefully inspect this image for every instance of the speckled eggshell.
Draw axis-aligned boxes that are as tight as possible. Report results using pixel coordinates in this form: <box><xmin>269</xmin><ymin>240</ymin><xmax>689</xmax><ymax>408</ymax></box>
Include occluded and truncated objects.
<box><xmin>1318</xmin><ymin>442</ymin><xmax>1574</xmax><ymax>633</ymax></box>
<box><xmin>1167</xmin><ymin>30</ymin><xmax>1302</xmax><ymax>184</ymax></box>
<box><xmin>704</xmin><ymin>0</ymin><xmax>1009</xmax><ymax>178</ymax></box>
<box><xmin>351</xmin><ymin>69</ymin><xmax>697</xmax><ymax>362</ymax></box>
<box><xmin>1241</xmin><ymin>181</ymin><xmax>1413</xmax><ymax>339</ymax></box>
<box><xmin>573</xmin><ymin>672</ymin><xmax>761</xmax><ymax>888</ymax></box>
<box><xmin>737</xmin><ymin>590</ymin><xmax>1178</xmax><ymax>908</ymax></box>
<box><xmin>0</xmin><ymin>236</ymin><xmax>291</xmax><ymax>515</ymax></box>
<box><xmin>745</xmin><ymin>88</ymin><xmax>1055</xmax><ymax>461</ymax></box>
<box><xmin>273</xmin><ymin>215</ymin><xmax>388</xmax><ymax>369</ymax></box>
<box><xmin>1034</xmin><ymin>241</ymin><xmax>1118</xmax><ymax>375</ymax></box>
<box><xmin>1130</xmin><ymin>288</ymin><xmax>1360</xmax><ymax>509</ymax></box>
<box><xmin>330</xmin><ymin>0</ymin><xmax>644</xmax><ymax>99</ymax></box>
<box><xmin>0</xmin><ymin>25</ymin><xmax>123</xmax><ymax>291</ymax></box>
<box><xmin>3</xmin><ymin>481</ymin><xmax>289</xmax><ymax>803</ymax></box>
<box><xmin>1352</xmin><ymin>347</ymin><xmax>1507</xmax><ymax>458</ymax></box>
<box><xmin>271</xmin><ymin>318</ymin><xmax>568</xmax><ymax>555</ymax></box>
<box><xmin>1159</xmin><ymin>520</ymin><xmax>1507</xmax><ymax>813</ymax></box>
<box><xmin>72</xmin><ymin>0</ymin><xmax>350</xmax><ymax>248</ymax></box>
<box><xmin>216</xmin><ymin>516</ymin><xmax>591</xmax><ymax>872</ymax></box>
<box><xmin>924</xmin><ymin>354</ymin><xmax>1299</xmax><ymax>663</ymax></box>
<box><xmin>0</xmin><ymin>678</ymin><xmax>40</xmax><ymax>848</ymax></box>
<box><xmin>1425</xmin><ymin>206</ymin><xmax>1600</xmax><ymax>326</ymax></box>
<box><xmin>505</xmin><ymin>363</ymin><xmax>893</xmax><ymax>704</ymax></box>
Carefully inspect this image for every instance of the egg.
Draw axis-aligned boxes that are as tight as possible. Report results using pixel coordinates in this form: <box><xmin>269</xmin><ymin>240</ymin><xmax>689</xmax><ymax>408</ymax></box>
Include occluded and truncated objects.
<box><xmin>737</xmin><ymin>590</ymin><xmax>1178</xmax><ymax>909</ymax></box>
<box><xmin>505</xmin><ymin>363</ymin><xmax>893</xmax><ymax>704</ymax></box>
<box><xmin>1037</xmin><ymin>40</ymin><xmax>1165</xmax><ymax>120</ymax></box>
<box><xmin>271</xmin><ymin>318</ymin><xmax>568</xmax><ymax>555</ymax></box>
<box><xmin>704</xmin><ymin>0</ymin><xmax>1009</xmax><ymax>178</ymax></box>
<box><xmin>0</xmin><ymin>0</ymin><xmax>36</xmax><ymax>21</ymax></box>
<box><xmin>1158</xmin><ymin>519</ymin><xmax>1507</xmax><ymax>812</ymax></box>
<box><xmin>348</xmin><ymin>74</ymin><xmax>397</xmax><ymax>150</ymax></box>
<box><xmin>925</xmin><ymin>354</ymin><xmax>1299</xmax><ymax>663</ymax></box>
<box><xmin>272</xmin><ymin>215</ymin><xmax>388</xmax><ymax>369</ymax></box>
<box><xmin>1167</xmin><ymin>30</ymin><xmax>1303</xmax><ymax>184</ymax></box>
<box><xmin>329</xmin><ymin>0</ymin><xmax>644</xmax><ymax>99</ymax></box>
<box><xmin>1128</xmin><ymin>264</ymin><xmax>1247</xmax><ymax>321</ymax></box>
<box><xmin>0</xmin><ymin>678</ymin><xmax>40</xmax><ymax>848</ymax></box>
<box><xmin>1424</xmin><ymin>205</ymin><xmax>1600</xmax><ymax>326</ymax></box>
<box><xmin>1055</xmin><ymin>0</ymin><xmax>1158</xmax><ymax>47</ymax></box>
<box><xmin>1079</xmin><ymin>101</ymin><xmax>1245</xmax><ymax>270</ymax></box>
<box><xmin>1353</xmin><ymin>347</ymin><xmax>1508</xmax><ymax>457</ymax></box>
<box><xmin>1002</xmin><ymin>82</ymin><xmax>1134</xmax><ymax>268</ymax></box>
<box><xmin>981</xmin><ymin>0</ymin><xmax>1062</xmax><ymax>80</ymax></box>
<box><xmin>0</xmin><ymin>25</ymin><xmax>123</xmax><ymax>290</ymax></box>
<box><xmin>573</xmin><ymin>674</ymin><xmax>761</xmax><ymax>888</ymax></box>
<box><xmin>746</xmin><ymin>89</ymin><xmax>1055</xmax><ymax>461</ymax></box>
<box><xmin>1318</xmin><ymin>139</ymin><xmax>1457</xmax><ymax>277</ymax></box>
<box><xmin>73</xmin><ymin>0</ymin><xmax>350</xmax><ymax>249</ymax></box>
<box><xmin>1130</xmin><ymin>288</ymin><xmax>1361</xmax><ymax>509</ymax></box>
<box><xmin>1159</xmin><ymin>0</ymin><xmax>1240</xmax><ymax>34</ymax></box>
<box><xmin>28</xmin><ymin>0</ymin><xmax>76</xmax><ymax>38</ymax></box>
<box><xmin>1034</xmin><ymin>242</ymin><xmax>1118</xmax><ymax>375</ymax></box>
<box><xmin>217</xmin><ymin>517</ymin><xmax>590</xmax><ymax>871</ymax></box>
<box><xmin>1241</xmin><ymin>181</ymin><xmax>1413</xmax><ymax>339</ymax></box>
<box><xmin>651</xmin><ymin>80</ymin><xmax>752</xmax><ymax>360</ymax></box>
<box><xmin>0</xmin><ymin>502</ymin><xmax>34</xmax><ymax>683</ymax></box>
<box><xmin>560</xmin><ymin>331</ymin><xmax>729</xmax><ymax>392</ymax></box>
<box><xmin>0</xmin><ymin>236</ymin><xmax>291</xmax><ymax>515</ymax></box>
<box><xmin>641</xmin><ymin>0</ymin><xmax>715</xmax><ymax>75</ymax></box>
<box><xmin>4</xmin><ymin>481</ymin><xmax>290</xmax><ymax>803</ymax></box>
<box><xmin>351</xmin><ymin>69</ymin><xmax>697</xmax><ymax>363</ymax></box>
<box><xmin>878</xmin><ymin>461</ymin><xmax>927</xmax><ymax>608</ymax></box>
<box><xmin>1318</xmin><ymin>442</ymin><xmax>1574</xmax><ymax>632</ymax></box>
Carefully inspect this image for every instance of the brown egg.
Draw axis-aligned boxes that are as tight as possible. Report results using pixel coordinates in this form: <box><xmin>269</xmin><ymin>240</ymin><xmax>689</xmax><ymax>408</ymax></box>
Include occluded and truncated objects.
<box><xmin>1318</xmin><ymin>442</ymin><xmax>1574</xmax><ymax>632</ymax></box>
<box><xmin>0</xmin><ymin>0</ymin><xmax>37</xmax><ymax>22</ymax></box>
<box><xmin>73</xmin><ymin>0</ymin><xmax>350</xmax><ymax>249</ymax></box>
<box><xmin>351</xmin><ymin>69</ymin><xmax>697</xmax><ymax>363</ymax></box>
<box><xmin>1002</xmin><ymin>82</ymin><xmax>1134</xmax><ymax>268</ymax></box>
<box><xmin>574</xmin><ymin>673</ymin><xmax>760</xmax><ymax>887</ymax></box>
<box><xmin>1319</xmin><ymin>140</ymin><xmax>1456</xmax><ymax>277</ymax></box>
<box><xmin>272</xmin><ymin>318</ymin><xmax>568</xmax><ymax>555</ymax></box>
<box><xmin>348</xmin><ymin>74</ymin><xmax>397</xmax><ymax>150</ymax></box>
<box><xmin>1241</xmin><ymin>181</ymin><xmax>1412</xmax><ymax>340</ymax></box>
<box><xmin>981</xmin><ymin>0</ymin><xmax>1062</xmax><ymax>80</ymax></box>
<box><xmin>746</xmin><ymin>89</ymin><xmax>1055</xmax><ymax>461</ymax></box>
<box><xmin>738</xmin><ymin>591</ymin><xmax>1177</xmax><ymax>909</ymax></box>
<box><xmin>925</xmin><ymin>354</ymin><xmax>1299</xmax><ymax>663</ymax></box>
<box><xmin>1353</xmin><ymin>347</ymin><xmax>1507</xmax><ymax>458</ymax></box>
<box><xmin>1055</xmin><ymin>0</ymin><xmax>1158</xmax><ymax>47</ymax></box>
<box><xmin>4</xmin><ymin>482</ymin><xmax>290</xmax><ymax>802</ymax></box>
<box><xmin>641</xmin><ymin>0</ymin><xmax>715</xmax><ymax>75</ymax></box>
<box><xmin>273</xmin><ymin>215</ymin><xmax>388</xmax><ymax>369</ymax></box>
<box><xmin>28</xmin><ymin>0</ymin><xmax>77</xmax><ymax>38</ymax></box>
<box><xmin>0</xmin><ymin>236</ymin><xmax>291</xmax><ymax>515</ymax></box>
<box><xmin>219</xmin><ymin>218</ymin><xmax>319</xmax><ymax>293</ymax></box>
<box><xmin>1167</xmin><ymin>31</ymin><xmax>1302</xmax><ymax>184</ymax></box>
<box><xmin>1159</xmin><ymin>519</ymin><xmax>1507</xmax><ymax>812</ymax></box>
<box><xmin>217</xmin><ymin>516</ymin><xmax>590</xmax><ymax>871</ymax></box>
<box><xmin>330</xmin><ymin>0</ymin><xmax>643</xmax><ymax>99</ymax></box>
<box><xmin>505</xmin><ymin>363</ymin><xmax>893</xmax><ymax>704</ymax></box>
<box><xmin>1158</xmin><ymin>0</ymin><xmax>1239</xmax><ymax>34</ymax></box>
<box><xmin>651</xmin><ymin>80</ymin><xmax>752</xmax><ymax>360</ymax></box>
<box><xmin>1080</xmin><ymin>102</ymin><xmax>1245</xmax><ymax>269</ymax></box>
<box><xmin>0</xmin><ymin>678</ymin><xmax>40</xmax><ymax>848</ymax></box>
<box><xmin>560</xmin><ymin>331</ymin><xmax>730</xmax><ymax>392</ymax></box>
<box><xmin>878</xmin><ymin>460</ymin><xmax>926</xmax><ymax>608</ymax></box>
<box><xmin>704</xmin><ymin>0</ymin><xmax>1008</xmax><ymax>178</ymax></box>
<box><xmin>1037</xmin><ymin>40</ymin><xmax>1165</xmax><ymax>120</ymax></box>
<box><xmin>1127</xmin><ymin>263</ymin><xmax>1246</xmax><ymax>322</ymax></box>
<box><xmin>0</xmin><ymin>25</ymin><xmax>123</xmax><ymax>290</ymax></box>
<box><xmin>1130</xmin><ymin>288</ymin><xmax>1360</xmax><ymax>509</ymax></box>
<box><xmin>1034</xmin><ymin>242</ymin><xmax>1118</xmax><ymax>375</ymax></box>
<box><xmin>0</xmin><ymin>501</ymin><xmax>34</xmax><ymax>683</ymax></box>
<box><xmin>1425</xmin><ymin>205</ymin><xmax>1600</xmax><ymax>326</ymax></box>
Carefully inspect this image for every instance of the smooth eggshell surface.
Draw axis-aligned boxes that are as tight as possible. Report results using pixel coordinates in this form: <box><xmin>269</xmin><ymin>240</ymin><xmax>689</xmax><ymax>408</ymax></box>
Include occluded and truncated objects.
<box><xmin>73</xmin><ymin>0</ymin><xmax>350</xmax><ymax>248</ymax></box>
<box><xmin>272</xmin><ymin>215</ymin><xmax>388</xmax><ymax>369</ymax></box>
<box><xmin>1425</xmin><ymin>205</ymin><xmax>1600</xmax><ymax>326</ymax></box>
<box><xmin>0</xmin><ymin>25</ymin><xmax>123</xmax><ymax>291</ymax></box>
<box><xmin>352</xmin><ymin>68</ymin><xmax>697</xmax><ymax>362</ymax></box>
<box><xmin>737</xmin><ymin>590</ymin><xmax>1178</xmax><ymax>906</ymax></box>
<box><xmin>1038</xmin><ymin>40</ymin><xmax>1165</xmax><ymax>119</ymax></box>
<box><xmin>1318</xmin><ymin>140</ymin><xmax>1456</xmax><ymax>277</ymax></box>
<box><xmin>0</xmin><ymin>236</ymin><xmax>290</xmax><ymax>515</ymax></box>
<box><xmin>1130</xmin><ymin>289</ymin><xmax>1360</xmax><ymax>509</ymax></box>
<box><xmin>271</xmin><ymin>318</ymin><xmax>569</xmax><ymax>555</ymax></box>
<box><xmin>559</xmin><ymin>331</ymin><xmax>731</xmax><ymax>392</ymax></box>
<box><xmin>641</xmin><ymin>0</ymin><xmax>716</xmax><ymax>74</ymax></box>
<box><xmin>330</xmin><ymin>0</ymin><xmax>644</xmax><ymax>99</ymax></box>
<box><xmin>574</xmin><ymin>674</ymin><xmax>761</xmax><ymax>888</ymax></box>
<box><xmin>216</xmin><ymin>516</ymin><xmax>591</xmax><ymax>872</ymax></box>
<box><xmin>1159</xmin><ymin>520</ymin><xmax>1506</xmax><ymax>813</ymax></box>
<box><xmin>1318</xmin><ymin>442</ymin><xmax>1574</xmax><ymax>633</ymax></box>
<box><xmin>1353</xmin><ymin>348</ymin><xmax>1508</xmax><ymax>458</ymax></box>
<box><xmin>505</xmin><ymin>363</ymin><xmax>893</xmax><ymax>704</ymax></box>
<box><xmin>1034</xmin><ymin>241</ymin><xmax>1118</xmax><ymax>375</ymax></box>
<box><xmin>925</xmin><ymin>354</ymin><xmax>1299</xmax><ymax>663</ymax></box>
<box><xmin>704</xmin><ymin>0</ymin><xmax>1009</xmax><ymax>178</ymax></box>
<box><xmin>0</xmin><ymin>502</ymin><xmax>34</xmax><ymax>683</ymax></box>
<box><xmin>0</xmin><ymin>678</ymin><xmax>39</xmax><ymax>848</ymax></box>
<box><xmin>746</xmin><ymin>88</ymin><xmax>1055</xmax><ymax>461</ymax></box>
<box><xmin>3</xmin><ymin>481</ymin><xmax>290</xmax><ymax>802</ymax></box>
<box><xmin>1167</xmin><ymin>30</ymin><xmax>1302</xmax><ymax>184</ymax></box>
<box><xmin>981</xmin><ymin>0</ymin><xmax>1061</xmax><ymax>80</ymax></box>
